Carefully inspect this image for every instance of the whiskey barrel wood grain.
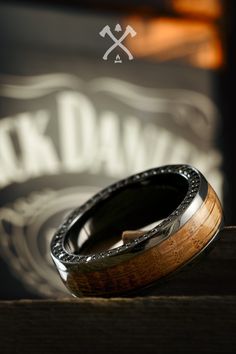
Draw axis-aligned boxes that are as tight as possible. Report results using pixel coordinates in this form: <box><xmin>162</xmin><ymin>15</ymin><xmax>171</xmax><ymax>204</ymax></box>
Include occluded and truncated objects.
<box><xmin>67</xmin><ymin>185</ymin><xmax>223</xmax><ymax>296</ymax></box>
<box><xmin>154</xmin><ymin>226</ymin><xmax>236</xmax><ymax>296</ymax></box>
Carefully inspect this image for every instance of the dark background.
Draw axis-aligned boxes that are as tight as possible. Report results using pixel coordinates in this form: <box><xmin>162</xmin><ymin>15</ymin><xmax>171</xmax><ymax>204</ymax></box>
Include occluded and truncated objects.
<box><xmin>0</xmin><ymin>0</ymin><xmax>235</xmax><ymax>299</ymax></box>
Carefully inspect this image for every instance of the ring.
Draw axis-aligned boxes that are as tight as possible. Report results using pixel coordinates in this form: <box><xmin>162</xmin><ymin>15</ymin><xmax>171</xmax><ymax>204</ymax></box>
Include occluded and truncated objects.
<box><xmin>51</xmin><ymin>164</ymin><xmax>223</xmax><ymax>297</ymax></box>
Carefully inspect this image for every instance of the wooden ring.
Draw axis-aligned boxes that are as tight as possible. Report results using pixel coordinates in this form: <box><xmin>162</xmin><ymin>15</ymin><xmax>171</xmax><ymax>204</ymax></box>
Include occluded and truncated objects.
<box><xmin>51</xmin><ymin>164</ymin><xmax>223</xmax><ymax>297</ymax></box>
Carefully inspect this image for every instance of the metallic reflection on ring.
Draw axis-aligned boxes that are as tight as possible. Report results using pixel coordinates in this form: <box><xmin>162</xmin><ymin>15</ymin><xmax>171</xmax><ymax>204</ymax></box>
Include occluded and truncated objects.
<box><xmin>51</xmin><ymin>164</ymin><xmax>223</xmax><ymax>297</ymax></box>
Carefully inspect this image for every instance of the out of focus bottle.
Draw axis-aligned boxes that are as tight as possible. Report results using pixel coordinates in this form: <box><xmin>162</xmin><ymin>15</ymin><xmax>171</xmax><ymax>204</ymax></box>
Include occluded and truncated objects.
<box><xmin>0</xmin><ymin>0</ymin><xmax>228</xmax><ymax>299</ymax></box>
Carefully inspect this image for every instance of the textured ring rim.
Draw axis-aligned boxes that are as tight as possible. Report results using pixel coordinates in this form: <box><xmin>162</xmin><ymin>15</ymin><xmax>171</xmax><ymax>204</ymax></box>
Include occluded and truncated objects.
<box><xmin>50</xmin><ymin>164</ymin><xmax>223</xmax><ymax>297</ymax></box>
<box><xmin>51</xmin><ymin>165</ymin><xmax>203</xmax><ymax>264</ymax></box>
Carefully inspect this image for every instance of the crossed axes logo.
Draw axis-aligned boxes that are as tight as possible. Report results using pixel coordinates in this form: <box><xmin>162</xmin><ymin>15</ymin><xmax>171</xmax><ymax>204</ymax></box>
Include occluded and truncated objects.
<box><xmin>99</xmin><ymin>24</ymin><xmax>137</xmax><ymax>63</ymax></box>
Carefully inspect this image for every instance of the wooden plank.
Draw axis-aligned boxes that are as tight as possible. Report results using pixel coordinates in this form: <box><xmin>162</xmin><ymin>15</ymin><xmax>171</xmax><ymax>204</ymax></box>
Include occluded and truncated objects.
<box><xmin>0</xmin><ymin>228</ymin><xmax>235</xmax><ymax>353</ymax></box>
<box><xmin>0</xmin><ymin>296</ymin><xmax>235</xmax><ymax>354</ymax></box>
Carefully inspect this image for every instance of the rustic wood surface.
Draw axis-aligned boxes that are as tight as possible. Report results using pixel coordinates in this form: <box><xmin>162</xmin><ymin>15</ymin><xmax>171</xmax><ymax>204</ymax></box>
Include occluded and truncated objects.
<box><xmin>0</xmin><ymin>227</ymin><xmax>235</xmax><ymax>354</ymax></box>
<box><xmin>0</xmin><ymin>296</ymin><xmax>235</xmax><ymax>354</ymax></box>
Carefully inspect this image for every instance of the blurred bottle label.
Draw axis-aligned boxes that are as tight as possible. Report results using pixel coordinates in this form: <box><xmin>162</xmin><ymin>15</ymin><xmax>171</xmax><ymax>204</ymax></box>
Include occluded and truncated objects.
<box><xmin>0</xmin><ymin>2</ymin><xmax>224</xmax><ymax>298</ymax></box>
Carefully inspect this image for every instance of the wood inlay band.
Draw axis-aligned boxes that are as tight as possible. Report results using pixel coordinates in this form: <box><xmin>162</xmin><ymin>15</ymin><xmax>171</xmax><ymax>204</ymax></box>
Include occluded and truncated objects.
<box><xmin>67</xmin><ymin>185</ymin><xmax>222</xmax><ymax>297</ymax></box>
<box><xmin>51</xmin><ymin>165</ymin><xmax>223</xmax><ymax>297</ymax></box>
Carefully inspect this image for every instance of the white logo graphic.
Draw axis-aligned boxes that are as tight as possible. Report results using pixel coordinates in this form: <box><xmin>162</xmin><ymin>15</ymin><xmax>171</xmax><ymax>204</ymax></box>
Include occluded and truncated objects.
<box><xmin>99</xmin><ymin>24</ymin><xmax>137</xmax><ymax>63</ymax></box>
<box><xmin>0</xmin><ymin>187</ymin><xmax>99</xmax><ymax>297</ymax></box>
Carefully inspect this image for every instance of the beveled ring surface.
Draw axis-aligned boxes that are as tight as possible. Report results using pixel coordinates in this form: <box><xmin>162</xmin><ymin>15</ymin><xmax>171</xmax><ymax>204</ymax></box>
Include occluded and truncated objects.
<box><xmin>51</xmin><ymin>164</ymin><xmax>223</xmax><ymax>297</ymax></box>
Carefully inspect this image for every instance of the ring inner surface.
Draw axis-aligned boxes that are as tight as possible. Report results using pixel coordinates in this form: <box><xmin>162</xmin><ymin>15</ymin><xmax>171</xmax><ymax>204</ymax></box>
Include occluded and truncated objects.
<box><xmin>65</xmin><ymin>173</ymin><xmax>189</xmax><ymax>255</ymax></box>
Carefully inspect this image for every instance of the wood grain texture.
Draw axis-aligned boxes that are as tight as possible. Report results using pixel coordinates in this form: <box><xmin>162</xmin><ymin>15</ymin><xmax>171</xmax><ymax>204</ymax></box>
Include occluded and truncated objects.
<box><xmin>67</xmin><ymin>185</ymin><xmax>223</xmax><ymax>296</ymax></box>
<box><xmin>0</xmin><ymin>296</ymin><xmax>235</xmax><ymax>354</ymax></box>
<box><xmin>0</xmin><ymin>228</ymin><xmax>235</xmax><ymax>354</ymax></box>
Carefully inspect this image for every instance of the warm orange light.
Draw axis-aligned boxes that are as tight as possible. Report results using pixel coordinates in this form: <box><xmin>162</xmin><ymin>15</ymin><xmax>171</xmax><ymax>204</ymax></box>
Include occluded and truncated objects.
<box><xmin>124</xmin><ymin>16</ymin><xmax>223</xmax><ymax>69</ymax></box>
<box><xmin>172</xmin><ymin>0</ymin><xmax>222</xmax><ymax>20</ymax></box>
